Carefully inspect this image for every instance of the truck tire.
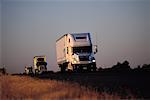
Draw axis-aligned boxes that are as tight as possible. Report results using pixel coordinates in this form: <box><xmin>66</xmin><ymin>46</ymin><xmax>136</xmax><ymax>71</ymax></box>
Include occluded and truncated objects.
<box><xmin>59</xmin><ymin>64</ymin><xmax>66</xmax><ymax>72</ymax></box>
<box><xmin>92</xmin><ymin>67</ymin><xmax>97</xmax><ymax>72</ymax></box>
<box><xmin>61</xmin><ymin>67</ymin><xmax>65</xmax><ymax>72</ymax></box>
<box><xmin>87</xmin><ymin>66</ymin><xmax>91</xmax><ymax>72</ymax></box>
<box><xmin>35</xmin><ymin>69</ymin><xmax>39</xmax><ymax>75</ymax></box>
<box><xmin>73</xmin><ymin>65</ymin><xmax>78</xmax><ymax>72</ymax></box>
<box><xmin>78</xmin><ymin>66</ymin><xmax>83</xmax><ymax>72</ymax></box>
<box><xmin>91</xmin><ymin>63</ymin><xmax>97</xmax><ymax>72</ymax></box>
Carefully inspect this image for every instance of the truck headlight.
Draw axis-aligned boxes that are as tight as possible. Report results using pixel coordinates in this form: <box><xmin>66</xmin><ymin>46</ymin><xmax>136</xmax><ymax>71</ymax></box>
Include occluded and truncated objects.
<box><xmin>73</xmin><ymin>60</ymin><xmax>77</xmax><ymax>63</ymax></box>
<box><xmin>92</xmin><ymin>60</ymin><xmax>96</xmax><ymax>62</ymax></box>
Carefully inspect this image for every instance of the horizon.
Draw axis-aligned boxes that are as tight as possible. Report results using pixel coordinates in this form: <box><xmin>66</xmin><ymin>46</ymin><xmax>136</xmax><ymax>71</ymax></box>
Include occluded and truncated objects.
<box><xmin>0</xmin><ymin>0</ymin><xmax>150</xmax><ymax>73</ymax></box>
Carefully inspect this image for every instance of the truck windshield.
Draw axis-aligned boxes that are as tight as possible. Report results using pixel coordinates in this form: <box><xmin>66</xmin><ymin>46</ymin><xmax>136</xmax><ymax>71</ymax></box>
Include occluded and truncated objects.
<box><xmin>37</xmin><ymin>58</ymin><xmax>44</xmax><ymax>62</ymax></box>
<box><xmin>73</xmin><ymin>46</ymin><xmax>92</xmax><ymax>53</ymax></box>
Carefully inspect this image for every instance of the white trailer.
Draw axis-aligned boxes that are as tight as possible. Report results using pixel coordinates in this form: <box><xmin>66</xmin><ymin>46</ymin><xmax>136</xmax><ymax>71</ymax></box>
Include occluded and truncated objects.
<box><xmin>33</xmin><ymin>56</ymin><xmax>47</xmax><ymax>74</ymax></box>
<box><xmin>56</xmin><ymin>33</ymin><xmax>97</xmax><ymax>72</ymax></box>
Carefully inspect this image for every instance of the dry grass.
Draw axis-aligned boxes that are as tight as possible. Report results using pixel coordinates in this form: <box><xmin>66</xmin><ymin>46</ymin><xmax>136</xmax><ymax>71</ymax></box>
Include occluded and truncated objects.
<box><xmin>0</xmin><ymin>75</ymin><xmax>119</xmax><ymax>100</ymax></box>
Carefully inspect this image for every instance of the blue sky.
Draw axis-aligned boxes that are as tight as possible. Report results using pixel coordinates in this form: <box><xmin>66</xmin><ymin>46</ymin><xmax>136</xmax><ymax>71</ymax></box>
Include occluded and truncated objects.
<box><xmin>1</xmin><ymin>0</ymin><xmax>150</xmax><ymax>73</ymax></box>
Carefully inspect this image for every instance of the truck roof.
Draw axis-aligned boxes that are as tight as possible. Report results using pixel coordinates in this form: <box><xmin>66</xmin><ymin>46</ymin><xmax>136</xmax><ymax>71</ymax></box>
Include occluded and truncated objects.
<box><xmin>56</xmin><ymin>33</ymin><xmax>90</xmax><ymax>42</ymax></box>
<box><xmin>56</xmin><ymin>34</ymin><xmax>67</xmax><ymax>42</ymax></box>
<box><xmin>34</xmin><ymin>55</ymin><xmax>46</xmax><ymax>58</ymax></box>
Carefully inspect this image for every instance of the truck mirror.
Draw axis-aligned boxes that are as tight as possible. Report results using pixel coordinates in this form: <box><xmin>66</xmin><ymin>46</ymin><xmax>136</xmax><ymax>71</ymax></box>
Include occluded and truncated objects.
<box><xmin>93</xmin><ymin>45</ymin><xmax>98</xmax><ymax>54</ymax></box>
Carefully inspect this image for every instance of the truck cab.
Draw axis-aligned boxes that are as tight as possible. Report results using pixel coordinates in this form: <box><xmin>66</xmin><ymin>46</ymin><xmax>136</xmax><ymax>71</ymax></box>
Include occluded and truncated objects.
<box><xmin>33</xmin><ymin>56</ymin><xmax>47</xmax><ymax>74</ymax></box>
<box><xmin>68</xmin><ymin>33</ymin><xmax>97</xmax><ymax>71</ymax></box>
<box><xmin>56</xmin><ymin>33</ymin><xmax>98</xmax><ymax>72</ymax></box>
<box><xmin>25</xmin><ymin>66</ymin><xmax>33</xmax><ymax>75</ymax></box>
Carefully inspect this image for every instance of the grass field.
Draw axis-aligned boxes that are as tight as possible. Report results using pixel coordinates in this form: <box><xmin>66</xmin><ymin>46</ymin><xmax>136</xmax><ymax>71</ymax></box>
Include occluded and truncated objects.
<box><xmin>0</xmin><ymin>75</ymin><xmax>119</xmax><ymax>99</ymax></box>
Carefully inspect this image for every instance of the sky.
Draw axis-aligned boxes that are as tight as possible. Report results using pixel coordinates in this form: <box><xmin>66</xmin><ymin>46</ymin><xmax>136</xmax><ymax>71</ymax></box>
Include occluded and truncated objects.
<box><xmin>0</xmin><ymin>0</ymin><xmax>150</xmax><ymax>73</ymax></box>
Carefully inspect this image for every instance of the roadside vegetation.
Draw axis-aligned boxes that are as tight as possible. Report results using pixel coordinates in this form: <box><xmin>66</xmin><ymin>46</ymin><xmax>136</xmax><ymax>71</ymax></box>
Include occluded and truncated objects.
<box><xmin>1</xmin><ymin>61</ymin><xmax>149</xmax><ymax>99</ymax></box>
<box><xmin>0</xmin><ymin>75</ymin><xmax>119</xmax><ymax>99</ymax></box>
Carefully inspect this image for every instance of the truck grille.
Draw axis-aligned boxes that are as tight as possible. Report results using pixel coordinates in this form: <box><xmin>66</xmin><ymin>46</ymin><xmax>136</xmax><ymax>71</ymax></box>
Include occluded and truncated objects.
<box><xmin>79</xmin><ymin>56</ymin><xmax>89</xmax><ymax>61</ymax></box>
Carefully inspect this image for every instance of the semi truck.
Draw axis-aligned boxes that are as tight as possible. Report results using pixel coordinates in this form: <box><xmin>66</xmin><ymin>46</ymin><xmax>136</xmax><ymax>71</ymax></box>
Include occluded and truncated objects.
<box><xmin>33</xmin><ymin>56</ymin><xmax>47</xmax><ymax>74</ymax></box>
<box><xmin>56</xmin><ymin>33</ymin><xmax>98</xmax><ymax>72</ymax></box>
<box><xmin>24</xmin><ymin>66</ymin><xmax>33</xmax><ymax>75</ymax></box>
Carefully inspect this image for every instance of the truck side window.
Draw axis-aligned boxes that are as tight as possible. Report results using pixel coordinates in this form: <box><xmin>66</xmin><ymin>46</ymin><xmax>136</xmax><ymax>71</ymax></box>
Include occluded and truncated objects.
<box><xmin>64</xmin><ymin>48</ymin><xmax>65</xmax><ymax>53</ymax></box>
<box><xmin>69</xmin><ymin>39</ymin><xmax>70</xmax><ymax>43</ymax></box>
<box><xmin>67</xmin><ymin>47</ymin><xmax>68</xmax><ymax>54</ymax></box>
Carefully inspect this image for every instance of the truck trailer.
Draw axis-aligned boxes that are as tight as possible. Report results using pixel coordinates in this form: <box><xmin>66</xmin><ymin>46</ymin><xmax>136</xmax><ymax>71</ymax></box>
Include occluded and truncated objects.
<box><xmin>56</xmin><ymin>33</ymin><xmax>97</xmax><ymax>72</ymax></box>
<box><xmin>33</xmin><ymin>56</ymin><xmax>47</xmax><ymax>74</ymax></box>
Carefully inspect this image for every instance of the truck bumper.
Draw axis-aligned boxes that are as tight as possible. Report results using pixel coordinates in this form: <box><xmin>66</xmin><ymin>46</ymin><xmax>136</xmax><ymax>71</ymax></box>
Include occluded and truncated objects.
<box><xmin>72</xmin><ymin>61</ymin><xmax>93</xmax><ymax>65</ymax></box>
<box><xmin>71</xmin><ymin>62</ymin><xmax>96</xmax><ymax>71</ymax></box>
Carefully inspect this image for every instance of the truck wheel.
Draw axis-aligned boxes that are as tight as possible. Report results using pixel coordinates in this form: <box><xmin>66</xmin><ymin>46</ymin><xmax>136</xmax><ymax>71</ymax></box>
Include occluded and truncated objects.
<box><xmin>35</xmin><ymin>69</ymin><xmax>39</xmax><ymax>75</ymax></box>
<box><xmin>91</xmin><ymin>63</ymin><xmax>97</xmax><ymax>72</ymax></box>
<box><xmin>60</xmin><ymin>64</ymin><xmax>66</xmax><ymax>72</ymax></box>
<box><xmin>68</xmin><ymin>69</ymin><xmax>73</xmax><ymax>73</ymax></box>
<box><xmin>92</xmin><ymin>67</ymin><xmax>97</xmax><ymax>72</ymax></box>
<box><xmin>73</xmin><ymin>65</ymin><xmax>78</xmax><ymax>73</ymax></box>
<box><xmin>61</xmin><ymin>67</ymin><xmax>65</xmax><ymax>72</ymax></box>
<box><xmin>87</xmin><ymin>66</ymin><xmax>91</xmax><ymax>72</ymax></box>
<box><xmin>78</xmin><ymin>67</ymin><xmax>83</xmax><ymax>73</ymax></box>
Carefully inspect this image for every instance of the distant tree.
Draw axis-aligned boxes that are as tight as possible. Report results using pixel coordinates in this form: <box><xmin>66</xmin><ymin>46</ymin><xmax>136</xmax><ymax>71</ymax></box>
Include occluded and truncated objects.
<box><xmin>142</xmin><ymin>64</ymin><xmax>150</xmax><ymax>71</ymax></box>
<box><xmin>98</xmin><ymin>67</ymin><xmax>103</xmax><ymax>71</ymax></box>
<box><xmin>116</xmin><ymin>62</ymin><xmax>121</xmax><ymax>66</ymax></box>
<box><xmin>122</xmin><ymin>60</ymin><xmax>129</xmax><ymax>66</ymax></box>
<box><xmin>121</xmin><ymin>60</ymin><xmax>130</xmax><ymax>69</ymax></box>
<box><xmin>137</xmin><ymin>65</ymin><xmax>141</xmax><ymax>69</ymax></box>
<box><xmin>111</xmin><ymin>60</ymin><xmax>131</xmax><ymax>72</ymax></box>
<box><xmin>112</xmin><ymin>62</ymin><xmax>121</xmax><ymax>69</ymax></box>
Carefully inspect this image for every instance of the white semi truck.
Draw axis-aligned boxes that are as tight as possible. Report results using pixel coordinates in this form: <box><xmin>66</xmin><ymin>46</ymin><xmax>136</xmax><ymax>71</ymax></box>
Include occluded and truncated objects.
<box><xmin>56</xmin><ymin>33</ymin><xmax>97</xmax><ymax>72</ymax></box>
<box><xmin>33</xmin><ymin>56</ymin><xmax>47</xmax><ymax>74</ymax></box>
